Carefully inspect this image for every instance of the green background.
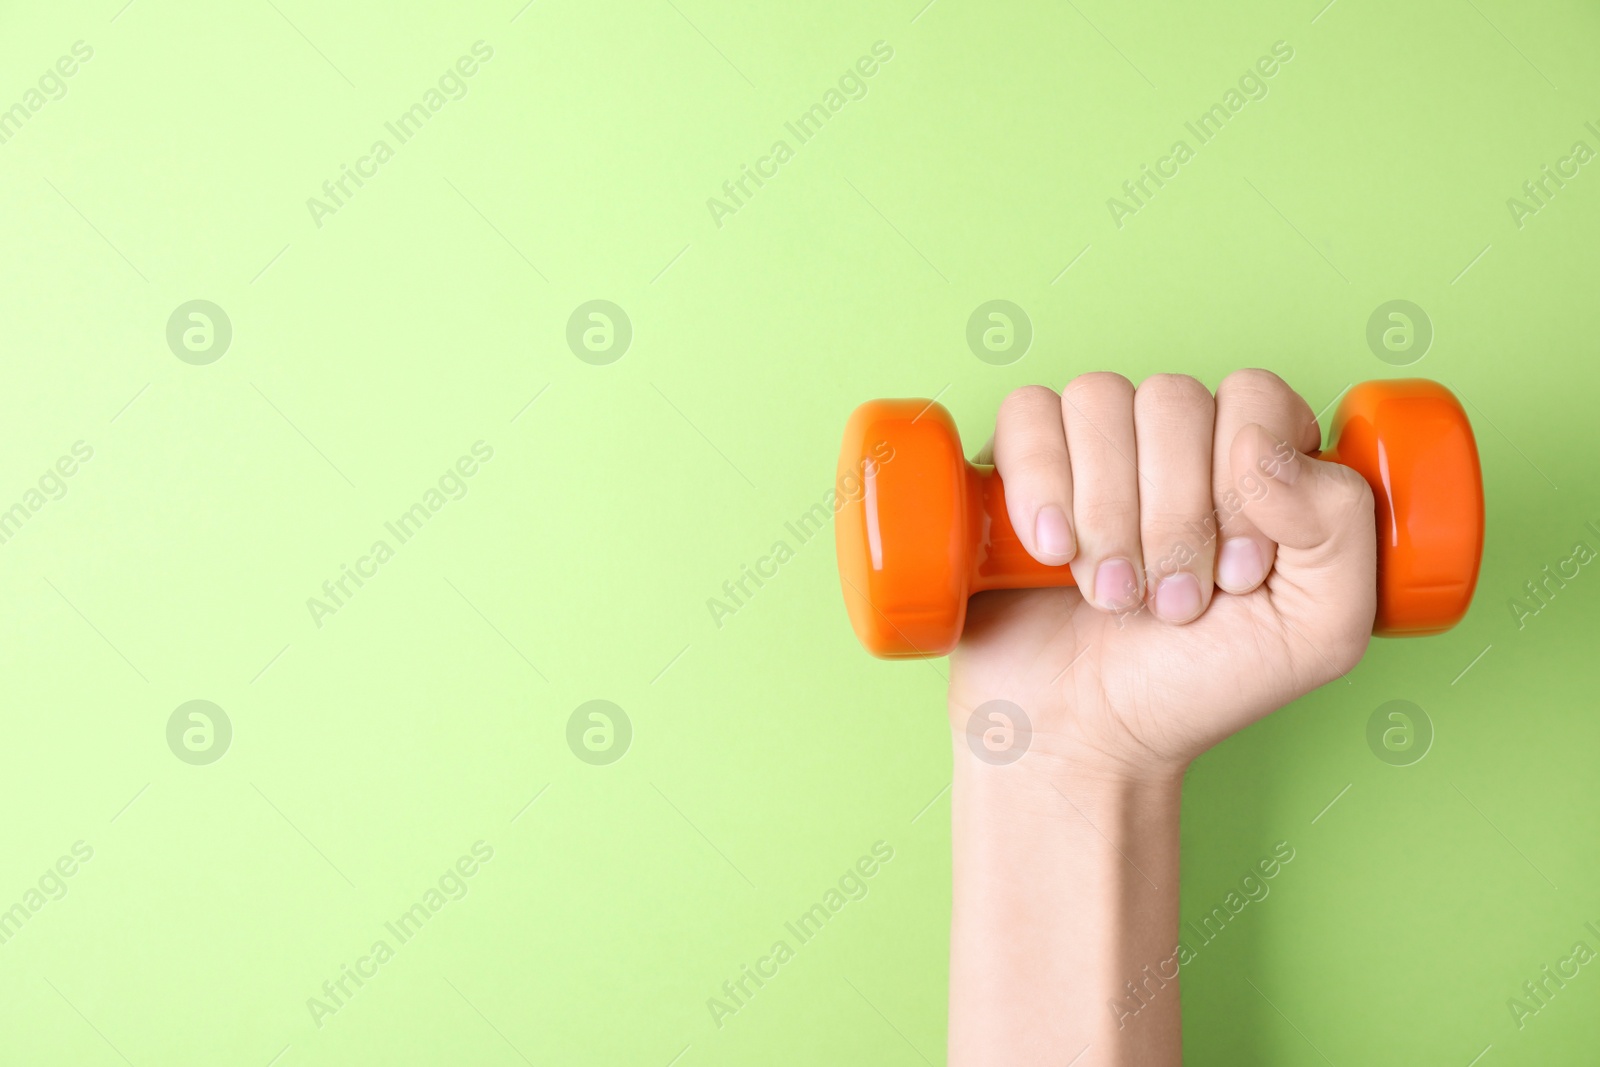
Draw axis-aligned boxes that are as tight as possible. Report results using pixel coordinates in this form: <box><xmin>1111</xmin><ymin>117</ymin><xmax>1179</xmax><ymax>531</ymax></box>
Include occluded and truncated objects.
<box><xmin>1</xmin><ymin>0</ymin><xmax>1596</xmax><ymax>1062</ymax></box>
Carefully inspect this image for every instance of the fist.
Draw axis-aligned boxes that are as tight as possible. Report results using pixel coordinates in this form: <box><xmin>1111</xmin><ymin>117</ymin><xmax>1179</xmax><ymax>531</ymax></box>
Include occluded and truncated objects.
<box><xmin>951</xmin><ymin>369</ymin><xmax>1377</xmax><ymax>773</ymax></box>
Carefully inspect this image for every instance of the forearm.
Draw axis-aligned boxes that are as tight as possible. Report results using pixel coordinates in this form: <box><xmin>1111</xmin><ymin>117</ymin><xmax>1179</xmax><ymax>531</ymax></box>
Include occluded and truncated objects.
<box><xmin>948</xmin><ymin>739</ymin><xmax>1185</xmax><ymax>1066</ymax></box>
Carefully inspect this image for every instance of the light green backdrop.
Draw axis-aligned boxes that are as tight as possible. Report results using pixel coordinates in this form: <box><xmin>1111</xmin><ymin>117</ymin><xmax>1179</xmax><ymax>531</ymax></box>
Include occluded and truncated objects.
<box><xmin>1</xmin><ymin>0</ymin><xmax>1597</xmax><ymax>1063</ymax></box>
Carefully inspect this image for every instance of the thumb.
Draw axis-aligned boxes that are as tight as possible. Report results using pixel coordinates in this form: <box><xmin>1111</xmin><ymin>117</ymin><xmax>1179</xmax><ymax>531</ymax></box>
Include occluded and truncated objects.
<box><xmin>1229</xmin><ymin>423</ymin><xmax>1377</xmax><ymax>651</ymax></box>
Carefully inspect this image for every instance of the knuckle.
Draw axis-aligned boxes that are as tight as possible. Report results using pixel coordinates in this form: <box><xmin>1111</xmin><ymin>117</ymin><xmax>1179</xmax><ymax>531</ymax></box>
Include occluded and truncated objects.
<box><xmin>1141</xmin><ymin>508</ymin><xmax>1209</xmax><ymax>531</ymax></box>
<box><xmin>1218</xmin><ymin>367</ymin><xmax>1293</xmax><ymax>403</ymax></box>
<box><xmin>1002</xmin><ymin>448</ymin><xmax>1068</xmax><ymax>483</ymax></box>
<box><xmin>1142</xmin><ymin>512</ymin><xmax>1212</xmax><ymax>556</ymax></box>
<box><xmin>1218</xmin><ymin>368</ymin><xmax>1319</xmax><ymax>447</ymax></box>
<box><xmin>1136</xmin><ymin>373</ymin><xmax>1212</xmax><ymax>413</ymax></box>
<box><xmin>1296</xmin><ymin>467</ymin><xmax>1378</xmax><ymax>560</ymax></box>
<box><xmin>1063</xmin><ymin>371</ymin><xmax>1134</xmax><ymax>407</ymax></box>
<box><xmin>1330</xmin><ymin>468</ymin><xmax>1376</xmax><ymax>525</ymax></box>
<box><xmin>1074</xmin><ymin>497</ymin><xmax>1137</xmax><ymax>532</ymax></box>
<box><xmin>1000</xmin><ymin>385</ymin><xmax>1058</xmax><ymax>418</ymax></box>
<box><xmin>995</xmin><ymin>389</ymin><xmax>1068</xmax><ymax>475</ymax></box>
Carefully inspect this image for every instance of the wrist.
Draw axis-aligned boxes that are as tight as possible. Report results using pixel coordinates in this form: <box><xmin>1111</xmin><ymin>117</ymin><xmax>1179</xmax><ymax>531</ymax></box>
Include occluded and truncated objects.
<box><xmin>949</xmin><ymin>719</ymin><xmax>1188</xmax><ymax>816</ymax></box>
<box><xmin>950</xmin><ymin>738</ymin><xmax>1184</xmax><ymax>859</ymax></box>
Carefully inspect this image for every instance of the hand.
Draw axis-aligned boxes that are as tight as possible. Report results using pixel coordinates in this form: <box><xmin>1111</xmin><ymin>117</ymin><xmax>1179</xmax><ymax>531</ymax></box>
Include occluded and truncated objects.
<box><xmin>949</xmin><ymin>369</ymin><xmax>1378</xmax><ymax>780</ymax></box>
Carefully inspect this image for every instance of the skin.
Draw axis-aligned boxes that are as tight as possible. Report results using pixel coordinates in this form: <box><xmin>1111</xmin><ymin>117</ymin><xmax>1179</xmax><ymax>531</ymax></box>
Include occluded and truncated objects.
<box><xmin>946</xmin><ymin>369</ymin><xmax>1377</xmax><ymax>1066</ymax></box>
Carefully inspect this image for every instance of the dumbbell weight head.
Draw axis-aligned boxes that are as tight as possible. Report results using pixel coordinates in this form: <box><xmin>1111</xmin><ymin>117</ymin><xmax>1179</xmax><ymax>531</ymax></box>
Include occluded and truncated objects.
<box><xmin>835</xmin><ymin>379</ymin><xmax>1484</xmax><ymax>658</ymax></box>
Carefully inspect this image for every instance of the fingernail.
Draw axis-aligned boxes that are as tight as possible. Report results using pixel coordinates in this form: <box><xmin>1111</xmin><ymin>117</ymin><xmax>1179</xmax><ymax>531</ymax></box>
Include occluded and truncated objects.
<box><xmin>1035</xmin><ymin>505</ymin><xmax>1072</xmax><ymax>561</ymax></box>
<box><xmin>1094</xmin><ymin>557</ymin><xmax>1139</xmax><ymax>609</ymax></box>
<box><xmin>1155</xmin><ymin>573</ymin><xmax>1202</xmax><ymax>622</ymax></box>
<box><xmin>1216</xmin><ymin>538</ymin><xmax>1263</xmax><ymax>592</ymax></box>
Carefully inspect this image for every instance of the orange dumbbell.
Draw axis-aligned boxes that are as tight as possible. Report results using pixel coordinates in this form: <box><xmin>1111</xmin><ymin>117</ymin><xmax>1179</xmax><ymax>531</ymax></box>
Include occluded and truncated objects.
<box><xmin>834</xmin><ymin>379</ymin><xmax>1484</xmax><ymax>658</ymax></box>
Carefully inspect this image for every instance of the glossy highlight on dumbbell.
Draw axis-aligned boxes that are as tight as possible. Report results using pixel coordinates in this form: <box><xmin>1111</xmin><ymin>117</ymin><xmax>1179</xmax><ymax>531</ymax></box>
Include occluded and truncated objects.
<box><xmin>834</xmin><ymin>379</ymin><xmax>1484</xmax><ymax>658</ymax></box>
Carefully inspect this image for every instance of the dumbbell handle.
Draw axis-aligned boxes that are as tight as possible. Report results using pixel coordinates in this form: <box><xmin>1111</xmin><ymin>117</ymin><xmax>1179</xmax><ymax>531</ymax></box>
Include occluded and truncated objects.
<box><xmin>967</xmin><ymin>464</ymin><xmax>1077</xmax><ymax>591</ymax></box>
